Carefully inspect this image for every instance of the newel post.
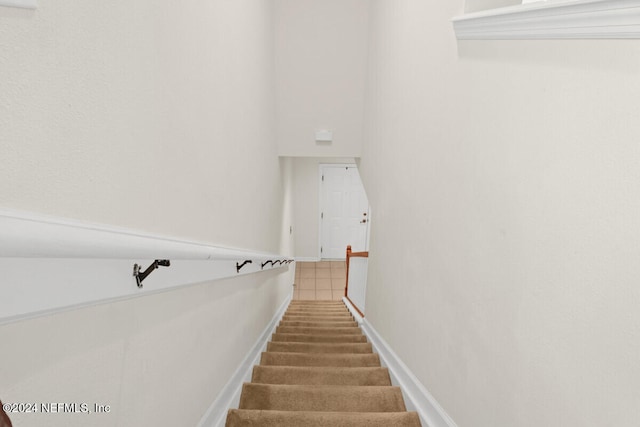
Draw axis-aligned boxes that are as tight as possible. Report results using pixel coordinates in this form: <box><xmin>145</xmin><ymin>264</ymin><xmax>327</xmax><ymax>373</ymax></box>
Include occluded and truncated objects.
<box><xmin>345</xmin><ymin>245</ymin><xmax>352</xmax><ymax>297</ymax></box>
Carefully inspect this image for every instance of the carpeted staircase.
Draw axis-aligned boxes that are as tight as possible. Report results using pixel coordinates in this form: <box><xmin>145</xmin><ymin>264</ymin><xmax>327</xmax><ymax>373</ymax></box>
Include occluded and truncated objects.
<box><xmin>225</xmin><ymin>300</ymin><xmax>421</xmax><ymax>426</ymax></box>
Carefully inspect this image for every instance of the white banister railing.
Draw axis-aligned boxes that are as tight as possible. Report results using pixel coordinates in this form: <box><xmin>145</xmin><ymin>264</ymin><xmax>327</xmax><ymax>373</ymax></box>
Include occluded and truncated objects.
<box><xmin>0</xmin><ymin>209</ymin><xmax>286</xmax><ymax>261</ymax></box>
<box><xmin>0</xmin><ymin>209</ymin><xmax>293</xmax><ymax>325</ymax></box>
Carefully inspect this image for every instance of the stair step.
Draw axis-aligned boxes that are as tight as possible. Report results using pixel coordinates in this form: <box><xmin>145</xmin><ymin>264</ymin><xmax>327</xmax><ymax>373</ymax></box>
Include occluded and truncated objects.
<box><xmin>285</xmin><ymin>311</ymin><xmax>351</xmax><ymax>316</ymax></box>
<box><xmin>239</xmin><ymin>384</ymin><xmax>407</xmax><ymax>412</ymax></box>
<box><xmin>279</xmin><ymin>320</ymin><xmax>358</xmax><ymax>328</ymax></box>
<box><xmin>282</xmin><ymin>315</ymin><xmax>354</xmax><ymax>321</ymax></box>
<box><xmin>226</xmin><ymin>410</ymin><xmax>422</xmax><ymax>427</ymax></box>
<box><xmin>260</xmin><ymin>352</ymin><xmax>380</xmax><ymax>367</ymax></box>
<box><xmin>251</xmin><ymin>366</ymin><xmax>391</xmax><ymax>386</ymax></box>
<box><xmin>289</xmin><ymin>299</ymin><xmax>344</xmax><ymax>307</ymax></box>
<box><xmin>225</xmin><ymin>301</ymin><xmax>419</xmax><ymax>427</ymax></box>
<box><xmin>267</xmin><ymin>342</ymin><xmax>372</xmax><ymax>354</ymax></box>
<box><xmin>284</xmin><ymin>313</ymin><xmax>350</xmax><ymax>318</ymax></box>
<box><xmin>271</xmin><ymin>333</ymin><xmax>367</xmax><ymax>343</ymax></box>
<box><xmin>276</xmin><ymin>326</ymin><xmax>363</xmax><ymax>335</ymax></box>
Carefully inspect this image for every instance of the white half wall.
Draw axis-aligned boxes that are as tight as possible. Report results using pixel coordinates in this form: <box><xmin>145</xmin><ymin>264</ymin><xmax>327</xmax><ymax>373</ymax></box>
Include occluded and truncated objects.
<box><xmin>1</xmin><ymin>272</ymin><xmax>292</xmax><ymax>427</ymax></box>
<box><xmin>359</xmin><ymin>1</ymin><xmax>640</xmax><ymax>427</ymax></box>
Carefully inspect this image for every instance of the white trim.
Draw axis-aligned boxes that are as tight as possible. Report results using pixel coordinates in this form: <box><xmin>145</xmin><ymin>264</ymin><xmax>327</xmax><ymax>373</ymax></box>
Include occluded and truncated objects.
<box><xmin>0</xmin><ymin>0</ymin><xmax>37</xmax><ymax>9</ymax></box>
<box><xmin>342</xmin><ymin>296</ymin><xmax>364</xmax><ymax>324</ymax></box>
<box><xmin>197</xmin><ymin>295</ymin><xmax>291</xmax><ymax>427</ymax></box>
<box><xmin>361</xmin><ymin>319</ymin><xmax>458</xmax><ymax>427</ymax></box>
<box><xmin>0</xmin><ymin>208</ymin><xmax>286</xmax><ymax>261</ymax></box>
<box><xmin>0</xmin><ymin>209</ymin><xmax>292</xmax><ymax>324</ymax></box>
<box><xmin>452</xmin><ymin>0</ymin><xmax>640</xmax><ymax>39</ymax></box>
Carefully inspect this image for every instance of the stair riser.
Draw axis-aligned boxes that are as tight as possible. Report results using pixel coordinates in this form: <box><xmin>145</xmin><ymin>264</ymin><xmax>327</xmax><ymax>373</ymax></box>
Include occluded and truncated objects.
<box><xmin>239</xmin><ymin>384</ymin><xmax>407</xmax><ymax>412</ymax></box>
<box><xmin>281</xmin><ymin>319</ymin><xmax>355</xmax><ymax>324</ymax></box>
<box><xmin>282</xmin><ymin>315</ymin><xmax>354</xmax><ymax>321</ymax></box>
<box><xmin>289</xmin><ymin>299</ymin><xmax>344</xmax><ymax>307</ymax></box>
<box><xmin>226</xmin><ymin>410</ymin><xmax>422</xmax><ymax>427</ymax></box>
<box><xmin>271</xmin><ymin>333</ymin><xmax>368</xmax><ymax>343</ymax></box>
<box><xmin>251</xmin><ymin>366</ymin><xmax>392</xmax><ymax>386</ymax></box>
<box><xmin>279</xmin><ymin>322</ymin><xmax>358</xmax><ymax>328</ymax></box>
<box><xmin>260</xmin><ymin>352</ymin><xmax>380</xmax><ymax>367</ymax></box>
<box><xmin>276</xmin><ymin>326</ymin><xmax>363</xmax><ymax>335</ymax></box>
<box><xmin>267</xmin><ymin>342</ymin><xmax>373</xmax><ymax>354</ymax></box>
<box><xmin>285</xmin><ymin>310</ymin><xmax>351</xmax><ymax>315</ymax></box>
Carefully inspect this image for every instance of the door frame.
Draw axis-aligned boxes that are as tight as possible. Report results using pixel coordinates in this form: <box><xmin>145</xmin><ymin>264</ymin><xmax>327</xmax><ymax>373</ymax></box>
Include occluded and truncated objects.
<box><xmin>318</xmin><ymin>163</ymin><xmax>370</xmax><ymax>260</ymax></box>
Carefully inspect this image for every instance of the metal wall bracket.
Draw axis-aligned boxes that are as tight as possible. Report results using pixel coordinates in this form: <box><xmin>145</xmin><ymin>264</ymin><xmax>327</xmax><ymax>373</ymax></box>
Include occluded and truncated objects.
<box><xmin>236</xmin><ymin>260</ymin><xmax>252</xmax><ymax>273</ymax></box>
<box><xmin>133</xmin><ymin>259</ymin><xmax>171</xmax><ymax>288</ymax></box>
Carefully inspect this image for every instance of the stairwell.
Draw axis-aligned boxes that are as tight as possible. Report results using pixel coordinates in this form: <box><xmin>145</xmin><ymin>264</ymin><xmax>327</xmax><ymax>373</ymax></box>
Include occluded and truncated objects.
<box><xmin>225</xmin><ymin>300</ymin><xmax>421</xmax><ymax>426</ymax></box>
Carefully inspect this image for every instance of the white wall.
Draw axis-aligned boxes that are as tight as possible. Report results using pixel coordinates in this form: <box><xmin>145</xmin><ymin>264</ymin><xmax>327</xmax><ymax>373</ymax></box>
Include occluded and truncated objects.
<box><xmin>274</xmin><ymin>0</ymin><xmax>370</xmax><ymax>157</ymax></box>
<box><xmin>464</xmin><ymin>0</ymin><xmax>521</xmax><ymax>13</ymax></box>
<box><xmin>360</xmin><ymin>1</ymin><xmax>640</xmax><ymax>427</ymax></box>
<box><xmin>0</xmin><ymin>0</ymin><xmax>282</xmax><ymax>252</ymax></box>
<box><xmin>291</xmin><ymin>157</ymin><xmax>355</xmax><ymax>259</ymax></box>
<box><xmin>1</xmin><ymin>272</ymin><xmax>291</xmax><ymax>427</ymax></box>
<box><xmin>0</xmin><ymin>1</ymin><xmax>293</xmax><ymax>425</ymax></box>
<box><xmin>279</xmin><ymin>156</ymin><xmax>296</xmax><ymax>257</ymax></box>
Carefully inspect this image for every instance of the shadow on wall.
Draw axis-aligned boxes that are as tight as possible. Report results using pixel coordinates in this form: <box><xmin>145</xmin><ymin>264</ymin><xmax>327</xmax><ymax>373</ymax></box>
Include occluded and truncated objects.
<box><xmin>0</xmin><ymin>401</ymin><xmax>13</xmax><ymax>427</ymax></box>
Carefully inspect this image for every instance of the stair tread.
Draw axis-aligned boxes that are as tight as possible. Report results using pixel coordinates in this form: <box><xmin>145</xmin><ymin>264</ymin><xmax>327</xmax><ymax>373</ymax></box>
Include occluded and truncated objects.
<box><xmin>289</xmin><ymin>301</ymin><xmax>346</xmax><ymax>305</ymax></box>
<box><xmin>226</xmin><ymin>410</ymin><xmax>422</xmax><ymax>427</ymax></box>
<box><xmin>267</xmin><ymin>342</ymin><xmax>372</xmax><ymax>354</ymax></box>
<box><xmin>272</xmin><ymin>333</ymin><xmax>368</xmax><ymax>343</ymax></box>
<box><xmin>276</xmin><ymin>326</ymin><xmax>363</xmax><ymax>335</ymax></box>
<box><xmin>261</xmin><ymin>352</ymin><xmax>380</xmax><ymax>367</ymax></box>
<box><xmin>279</xmin><ymin>321</ymin><xmax>359</xmax><ymax>328</ymax></box>
<box><xmin>283</xmin><ymin>314</ymin><xmax>354</xmax><ymax>320</ymax></box>
<box><xmin>251</xmin><ymin>366</ymin><xmax>391</xmax><ymax>386</ymax></box>
<box><xmin>284</xmin><ymin>312</ymin><xmax>352</xmax><ymax>316</ymax></box>
<box><xmin>239</xmin><ymin>383</ymin><xmax>407</xmax><ymax>412</ymax></box>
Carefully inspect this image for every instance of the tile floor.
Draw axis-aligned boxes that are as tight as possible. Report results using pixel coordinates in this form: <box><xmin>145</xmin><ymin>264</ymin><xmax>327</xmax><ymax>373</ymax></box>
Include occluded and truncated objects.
<box><xmin>293</xmin><ymin>261</ymin><xmax>347</xmax><ymax>300</ymax></box>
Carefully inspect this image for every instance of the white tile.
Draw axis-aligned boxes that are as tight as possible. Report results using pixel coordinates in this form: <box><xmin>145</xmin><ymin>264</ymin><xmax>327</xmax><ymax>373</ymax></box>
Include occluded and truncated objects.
<box><xmin>316</xmin><ymin>290</ymin><xmax>332</xmax><ymax>300</ymax></box>
<box><xmin>316</xmin><ymin>268</ymin><xmax>331</xmax><ymax>279</ymax></box>
<box><xmin>299</xmin><ymin>278</ymin><xmax>315</xmax><ymax>290</ymax></box>
<box><xmin>316</xmin><ymin>278</ymin><xmax>332</xmax><ymax>290</ymax></box>
<box><xmin>299</xmin><ymin>290</ymin><xmax>316</xmax><ymax>300</ymax></box>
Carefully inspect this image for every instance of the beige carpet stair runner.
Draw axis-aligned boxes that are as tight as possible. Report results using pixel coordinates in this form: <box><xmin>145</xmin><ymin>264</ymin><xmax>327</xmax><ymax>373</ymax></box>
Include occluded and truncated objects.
<box><xmin>226</xmin><ymin>300</ymin><xmax>421</xmax><ymax>426</ymax></box>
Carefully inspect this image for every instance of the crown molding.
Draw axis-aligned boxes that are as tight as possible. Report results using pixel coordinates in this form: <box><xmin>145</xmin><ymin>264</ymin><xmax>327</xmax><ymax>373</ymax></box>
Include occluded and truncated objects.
<box><xmin>452</xmin><ymin>0</ymin><xmax>640</xmax><ymax>40</ymax></box>
<box><xmin>0</xmin><ymin>0</ymin><xmax>37</xmax><ymax>9</ymax></box>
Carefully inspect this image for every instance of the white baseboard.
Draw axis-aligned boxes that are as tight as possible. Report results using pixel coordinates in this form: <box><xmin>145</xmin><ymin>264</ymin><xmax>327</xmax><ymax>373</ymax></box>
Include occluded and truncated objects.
<box><xmin>361</xmin><ymin>319</ymin><xmax>458</xmax><ymax>427</ymax></box>
<box><xmin>342</xmin><ymin>296</ymin><xmax>364</xmax><ymax>324</ymax></box>
<box><xmin>197</xmin><ymin>295</ymin><xmax>291</xmax><ymax>427</ymax></box>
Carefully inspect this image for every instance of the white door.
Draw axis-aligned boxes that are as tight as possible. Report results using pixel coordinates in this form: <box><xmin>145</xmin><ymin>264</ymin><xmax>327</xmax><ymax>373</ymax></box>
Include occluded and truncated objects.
<box><xmin>320</xmin><ymin>164</ymin><xmax>370</xmax><ymax>259</ymax></box>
